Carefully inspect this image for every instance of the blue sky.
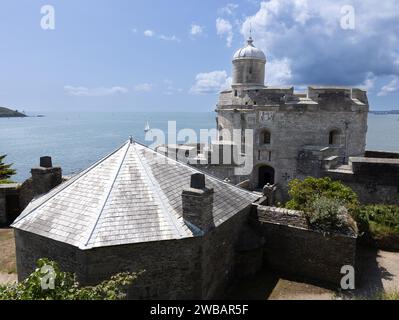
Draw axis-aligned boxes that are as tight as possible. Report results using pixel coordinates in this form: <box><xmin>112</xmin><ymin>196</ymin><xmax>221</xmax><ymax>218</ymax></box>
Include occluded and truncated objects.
<box><xmin>0</xmin><ymin>0</ymin><xmax>398</xmax><ymax>112</ymax></box>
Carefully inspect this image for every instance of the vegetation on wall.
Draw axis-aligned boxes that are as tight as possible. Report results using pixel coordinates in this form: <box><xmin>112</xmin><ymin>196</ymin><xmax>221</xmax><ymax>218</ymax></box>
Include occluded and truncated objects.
<box><xmin>354</xmin><ymin>205</ymin><xmax>399</xmax><ymax>250</ymax></box>
<box><xmin>285</xmin><ymin>177</ymin><xmax>359</xmax><ymax>234</ymax></box>
<box><xmin>285</xmin><ymin>177</ymin><xmax>399</xmax><ymax>249</ymax></box>
<box><xmin>0</xmin><ymin>154</ymin><xmax>16</xmax><ymax>184</ymax></box>
<box><xmin>307</xmin><ymin>196</ymin><xmax>357</xmax><ymax>234</ymax></box>
<box><xmin>286</xmin><ymin>177</ymin><xmax>359</xmax><ymax>213</ymax></box>
<box><xmin>0</xmin><ymin>259</ymin><xmax>142</xmax><ymax>300</ymax></box>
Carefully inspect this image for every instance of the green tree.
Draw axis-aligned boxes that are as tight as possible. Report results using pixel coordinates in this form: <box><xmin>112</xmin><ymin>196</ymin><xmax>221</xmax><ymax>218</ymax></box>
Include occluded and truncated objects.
<box><xmin>0</xmin><ymin>154</ymin><xmax>16</xmax><ymax>183</ymax></box>
<box><xmin>0</xmin><ymin>258</ymin><xmax>143</xmax><ymax>300</ymax></box>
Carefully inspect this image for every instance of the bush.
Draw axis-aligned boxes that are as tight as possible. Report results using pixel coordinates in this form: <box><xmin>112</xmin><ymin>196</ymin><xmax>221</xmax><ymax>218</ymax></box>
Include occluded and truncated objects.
<box><xmin>0</xmin><ymin>258</ymin><xmax>142</xmax><ymax>300</ymax></box>
<box><xmin>306</xmin><ymin>196</ymin><xmax>358</xmax><ymax>234</ymax></box>
<box><xmin>286</xmin><ymin>177</ymin><xmax>359</xmax><ymax>214</ymax></box>
<box><xmin>355</xmin><ymin>205</ymin><xmax>399</xmax><ymax>238</ymax></box>
<box><xmin>285</xmin><ymin>177</ymin><xmax>359</xmax><ymax>234</ymax></box>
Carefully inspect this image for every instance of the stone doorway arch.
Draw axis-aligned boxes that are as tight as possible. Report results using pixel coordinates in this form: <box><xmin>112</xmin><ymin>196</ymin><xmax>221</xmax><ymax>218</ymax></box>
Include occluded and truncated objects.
<box><xmin>258</xmin><ymin>165</ymin><xmax>275</xmax><ymax>189</ymax></box>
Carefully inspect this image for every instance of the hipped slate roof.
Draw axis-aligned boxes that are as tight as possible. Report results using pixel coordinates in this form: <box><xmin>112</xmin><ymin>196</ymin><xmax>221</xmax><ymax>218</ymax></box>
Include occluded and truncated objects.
<box><xmin>12</xmin><ymin>140</ymin><xmax>259</xmax><ymax>250</ymax></box>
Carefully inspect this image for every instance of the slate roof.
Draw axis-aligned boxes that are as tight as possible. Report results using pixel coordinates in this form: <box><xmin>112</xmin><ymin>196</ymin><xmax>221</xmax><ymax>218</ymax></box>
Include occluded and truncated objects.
<box><xmin>12</xmin><ymin>140</ymin><xmax>259</xmax><ymax>250</ymax></box>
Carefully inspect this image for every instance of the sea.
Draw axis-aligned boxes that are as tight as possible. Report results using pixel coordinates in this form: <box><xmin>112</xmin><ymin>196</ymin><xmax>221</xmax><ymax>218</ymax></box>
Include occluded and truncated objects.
<box><xmin>0</xmin><ymin>112</ymin><xmax>398</xmax><ymax>182</ymax></box>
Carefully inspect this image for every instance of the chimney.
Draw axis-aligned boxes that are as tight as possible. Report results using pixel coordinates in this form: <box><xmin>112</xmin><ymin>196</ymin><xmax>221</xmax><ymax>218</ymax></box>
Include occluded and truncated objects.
<box><xmin>182</xmin><ymin>173</ymin><xmax>214</xmax><ymax>234</ymax></box>
<box><xmin>31</xmin><ymin>156</ymin><xmax>62</xmax><ymax>197</ymax></box>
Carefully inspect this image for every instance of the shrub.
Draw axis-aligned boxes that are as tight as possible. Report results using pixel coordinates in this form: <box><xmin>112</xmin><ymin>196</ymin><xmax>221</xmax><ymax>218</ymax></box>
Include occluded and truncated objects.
<box><xmin>0</xmin><ymin>258</ymin><xmax>142</xmax><ymax>300</ymax></box>
<box><xmin>307</xmin><ymin>196</ymin><xmax>358</xmax><ymax>234</ymax></box>
<box><xmin>286</xmin><ymin>177</ymin><xmax>359</xmax><ymax>214</ymax></box>
<box><xmin>355</xmin><ymin>205</ymin><xmax>399</xmax><ymax>238</ymax></box>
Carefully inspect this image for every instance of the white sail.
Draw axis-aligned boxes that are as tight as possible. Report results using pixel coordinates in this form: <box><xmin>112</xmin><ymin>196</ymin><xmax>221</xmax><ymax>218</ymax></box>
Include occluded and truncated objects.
<box><xmin>144</xmin><ymin>121</ymin><xmax>150</xmax><ymax>132</ymax></box>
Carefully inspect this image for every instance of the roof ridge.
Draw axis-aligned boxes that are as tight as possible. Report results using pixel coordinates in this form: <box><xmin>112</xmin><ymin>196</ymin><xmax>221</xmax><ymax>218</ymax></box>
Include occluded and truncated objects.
<box><xmin>132</xmin><ymin>142</ymin><xmax>186</xmax><ymax>239</ymax></box>
<box><xmin>82</xmin><ymin>142</ymin><xmax>131</xmax><ymax>249</ymax></box>
<box><xmin>12</xmin><ymin>141</ymin><xmax>129</xmax><ymax>226</ymax></box>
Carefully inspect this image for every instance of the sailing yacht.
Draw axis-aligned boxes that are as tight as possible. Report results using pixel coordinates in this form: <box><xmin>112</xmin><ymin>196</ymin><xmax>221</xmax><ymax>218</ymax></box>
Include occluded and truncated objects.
<box><xmin>144</xmin><ymin>121</ymin><xmax>150</xmax><ymax>133</ymax></box>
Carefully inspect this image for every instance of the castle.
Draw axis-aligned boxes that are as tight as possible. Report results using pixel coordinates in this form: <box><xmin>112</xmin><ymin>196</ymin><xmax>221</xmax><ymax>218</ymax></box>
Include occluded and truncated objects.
<box><xmin>161</xmin><ymin>37</ymin><xmax>398</xmax><ymax>205</ymax></box>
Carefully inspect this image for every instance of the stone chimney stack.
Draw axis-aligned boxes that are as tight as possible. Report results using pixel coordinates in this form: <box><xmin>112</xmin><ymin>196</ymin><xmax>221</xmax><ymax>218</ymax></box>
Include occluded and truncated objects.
<box><xmin>31</xmin><ymin>156</ymin><xmax>62</xmax><ymax>197</ymax></box>
<box><xmin>182</xmin><ymin>173</ymin><xmax>215</xmax><ymax>233</ymax></box>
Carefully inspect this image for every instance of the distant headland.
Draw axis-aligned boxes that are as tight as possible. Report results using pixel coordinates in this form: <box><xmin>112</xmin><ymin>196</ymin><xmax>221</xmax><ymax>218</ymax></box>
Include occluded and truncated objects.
<box><xmin>370</xmin><ymin>110</ymin><xmax>399</xmax><ymax>115</ymax></box>
<box><xmin>0</xmin><ymin>107</ymin><xmax>27</xmax><ymax>118</ymax></box>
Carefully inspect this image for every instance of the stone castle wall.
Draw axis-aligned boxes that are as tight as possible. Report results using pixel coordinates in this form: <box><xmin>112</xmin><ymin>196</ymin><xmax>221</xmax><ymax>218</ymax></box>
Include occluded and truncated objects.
<box><xmin>256</xmin><ymin>206</ymin><xmax>357</xmax><ymax>286</ymax></box>
<box><xmin>325</xmin><ymin>156</ymin><xmax>399</xmax><ymax>205</ymax></box>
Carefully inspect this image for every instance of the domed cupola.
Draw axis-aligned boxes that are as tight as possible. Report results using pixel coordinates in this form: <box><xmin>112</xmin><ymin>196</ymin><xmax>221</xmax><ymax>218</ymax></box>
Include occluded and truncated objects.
<box><xmin>232</xmin><ymin>37</ymin><xmax>266</xmax><ymax>88</ymax></box>
<box><xmin>233</xmin><ymin>37</ymin><xmax>266</xmax><ymax>61</ymax></box>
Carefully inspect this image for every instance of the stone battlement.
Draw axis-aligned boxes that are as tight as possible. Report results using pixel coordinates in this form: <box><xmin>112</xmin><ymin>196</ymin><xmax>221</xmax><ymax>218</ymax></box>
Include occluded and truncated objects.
<box><xmin>217</xmin><ymin>86</ymin><xmax>369</xmax><ymax>112</ymax></box>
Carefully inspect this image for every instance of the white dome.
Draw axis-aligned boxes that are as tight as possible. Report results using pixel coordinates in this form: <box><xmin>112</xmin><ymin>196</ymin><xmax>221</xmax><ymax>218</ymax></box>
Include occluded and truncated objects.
<box><xmin>233</xmin><ymin>37</ymin><xmax>266</xmax><ymax>61</ymax></box>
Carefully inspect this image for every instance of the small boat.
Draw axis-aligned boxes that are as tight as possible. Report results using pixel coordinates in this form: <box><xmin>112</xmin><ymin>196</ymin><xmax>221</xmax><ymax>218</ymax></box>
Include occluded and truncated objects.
<box><xmin>144</xmin><ymin>121</ymin><xmax>150</xmax><ymax>133</ymax></box>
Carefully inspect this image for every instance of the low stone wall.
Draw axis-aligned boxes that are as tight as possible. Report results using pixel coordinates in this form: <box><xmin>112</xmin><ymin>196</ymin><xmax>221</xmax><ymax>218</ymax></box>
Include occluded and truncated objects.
<box><xmin>201</xmin><ymin>207</ymin><xmax>263</xmax><ymax>299</ymax></box>
<box><xmin>325</xmin><ymin>157</ymin><xmax>399</xmax><ymax>205</ymax></box>
<box><xmin>257</xmin><ymin>206</ymin><xmax>357</xmax><ymax>287</ymax></box>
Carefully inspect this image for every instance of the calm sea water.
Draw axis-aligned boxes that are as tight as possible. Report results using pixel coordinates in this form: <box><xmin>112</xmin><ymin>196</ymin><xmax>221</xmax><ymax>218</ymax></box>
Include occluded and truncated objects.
<box><xmin>0</xmin><ymin>112</ymin><xmax>398</xmax><ymax>182</ymax></box>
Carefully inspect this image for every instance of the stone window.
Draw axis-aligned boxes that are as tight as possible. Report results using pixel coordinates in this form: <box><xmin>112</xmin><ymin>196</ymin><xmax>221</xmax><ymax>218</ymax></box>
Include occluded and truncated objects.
<box><xmin>234</xmin><ymin>90</ymin><xmax>238</xmax><ymax>97</ymax></box>
<box><xmin>329</xmin><ymin>130</ymin><xmax>341</xmax><ymax>145</ymax></box>
<box><xmin>261</xmin><ymin>130</ymin><xmax>271</xmax><ymax>145</ymax></box>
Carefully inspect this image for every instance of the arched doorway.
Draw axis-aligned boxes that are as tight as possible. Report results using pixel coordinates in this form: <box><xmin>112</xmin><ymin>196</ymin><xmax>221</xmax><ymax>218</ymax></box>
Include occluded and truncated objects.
<box><xmin>258</xmin><ymin>165</ymin><xmax>275</xmax><ymax>189</ymax></box>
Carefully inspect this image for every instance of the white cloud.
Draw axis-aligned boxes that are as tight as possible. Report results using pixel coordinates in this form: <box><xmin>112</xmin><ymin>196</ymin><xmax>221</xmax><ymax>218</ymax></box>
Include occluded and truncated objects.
<box><xmin>163</xmin><ymin>80</ymin><xmax>183</xmax><ymax>95</ymax></box>
<box><xmin>190</xmin><ymin>71</ymin><xmax>232</xmax><ymax>94</ymax></box>
<box><xmin>133</xmin><ymin>83</ymin><xmax>153</xmax><ymax>92</ymax></box>
<box><xmin>64</xmin><ymin>86</ymin><xmax>128</xmax><ymax>97</ymax></box>
<box><xmin>219</xmin><ymin>3</ymin><xmax>239</xmax><ymax>15</ymax></box>
<box><xmin>190</xmin><ymin>24</ymin><xmax>203</xmax><ymax>36</ymax></box>
<box><xmin>240</xmin><ymin>0</ymin><xmax>399</xmax><ymax>88</ymax></box>
<box><xmin>216</xmin><ymin>18</ymin><xmax>233</xmax><ymax>47</ymax></box>
<box><xmin>144</xmin><ymin>30</ymin><xmax>155</xmax><ymax>37</ymax></box>
<box><xmin>159</xmin><ymin>34</ymin><xmax>181</xmax><ymax>42</ymax></box>
<box><xmin>267</xmin><ymin>58</ymin><xmax>293</xmax><ymax>86</ymax></box>
<box><xmin>359</xmin><ymin>72</ymin><xmax>376</xmax><ymax>91</ymax></box>
<box><xmin>378</xmin><ymin>76</ymin><xmax>399</xmax><ymax>96</ymax></box>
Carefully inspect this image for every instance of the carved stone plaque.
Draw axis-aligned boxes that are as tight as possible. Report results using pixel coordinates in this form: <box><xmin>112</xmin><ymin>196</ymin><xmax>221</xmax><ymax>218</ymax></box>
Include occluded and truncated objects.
<box><xmin>259</xmin><ymin>111</ymin><xmax>275</xmax><ymax>124</ymax></box>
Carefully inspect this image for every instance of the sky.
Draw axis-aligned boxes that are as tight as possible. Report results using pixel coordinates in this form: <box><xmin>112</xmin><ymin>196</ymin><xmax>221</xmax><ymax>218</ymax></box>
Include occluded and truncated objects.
<box><xmin>0</xmin><ymin>0</ymin><xmax>398</xmax><ymax>112</ymax></box>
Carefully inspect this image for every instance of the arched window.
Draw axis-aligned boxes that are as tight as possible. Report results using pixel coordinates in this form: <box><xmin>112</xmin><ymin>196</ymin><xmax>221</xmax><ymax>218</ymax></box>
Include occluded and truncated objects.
<box><xmin>261</xmin><ymin>130</ymin><xmax>271</xmax><ymax>145</ymax></box>
<box><xmin>329</xmin><ymin>130</ymin><xmax>341</xmax><ymax>145</ymax></box>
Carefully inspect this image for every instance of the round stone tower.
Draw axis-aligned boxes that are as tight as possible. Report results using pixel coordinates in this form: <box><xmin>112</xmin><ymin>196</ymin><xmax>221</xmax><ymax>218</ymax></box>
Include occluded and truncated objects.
<box><xmin>232</xmin><ymin>37</ymin><xmax>266</xmax><ymax>88</ymax></box>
